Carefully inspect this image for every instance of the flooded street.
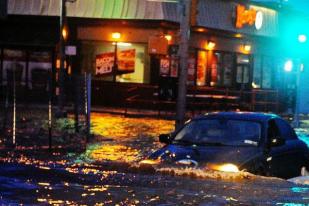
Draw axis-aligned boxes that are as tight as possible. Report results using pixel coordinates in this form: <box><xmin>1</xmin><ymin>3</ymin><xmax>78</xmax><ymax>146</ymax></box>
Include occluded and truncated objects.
<box><xmin>1</xmin><ymin>113</ymin><xmax>309</xmax><ymax>205</ymax></box>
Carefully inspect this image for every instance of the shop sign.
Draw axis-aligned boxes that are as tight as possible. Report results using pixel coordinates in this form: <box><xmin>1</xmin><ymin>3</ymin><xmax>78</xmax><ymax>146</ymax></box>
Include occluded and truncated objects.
<box><xmin>235</xmin><ymin>4</ymin><xmax>263</xmax><ymax>30</ymax></box>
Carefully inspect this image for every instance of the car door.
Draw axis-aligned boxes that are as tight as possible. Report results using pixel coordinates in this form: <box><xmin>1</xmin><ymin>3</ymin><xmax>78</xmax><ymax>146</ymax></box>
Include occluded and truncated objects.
<box><xmin>266</xmin><ymin>118</ymin><xmax>303</xmax><ymax>178</ymax></box>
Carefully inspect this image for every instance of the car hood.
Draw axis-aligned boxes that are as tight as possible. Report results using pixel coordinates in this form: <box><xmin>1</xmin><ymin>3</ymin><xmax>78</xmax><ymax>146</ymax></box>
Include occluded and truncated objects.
<box><xmin>148</xmin><ymin>144</ymin><xmax>262</xmax><ymax>167</ymax></box>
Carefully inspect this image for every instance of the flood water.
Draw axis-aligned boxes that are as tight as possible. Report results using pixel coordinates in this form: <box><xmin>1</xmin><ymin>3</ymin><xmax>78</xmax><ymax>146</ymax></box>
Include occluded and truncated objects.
<box><xmin>0</xmin><ymin>113</ymin><xmax>309</xmax><ymax>205</ymax></box>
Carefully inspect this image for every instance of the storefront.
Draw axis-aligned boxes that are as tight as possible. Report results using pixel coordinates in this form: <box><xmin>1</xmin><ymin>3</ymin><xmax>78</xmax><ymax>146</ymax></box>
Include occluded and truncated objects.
<box><xmin>1</xmin><ymin>0</ymin><xmax>286</xmax><ymax>111</ymax></box>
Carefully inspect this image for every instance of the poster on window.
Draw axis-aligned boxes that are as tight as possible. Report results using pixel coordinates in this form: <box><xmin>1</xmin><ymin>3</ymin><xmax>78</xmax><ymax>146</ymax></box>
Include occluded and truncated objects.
<box><xmin>118</xmin><ymin>49</ymin><xmax>135</xmax><ymax>74</ymax></box>
<box><xmin>160</xmin><ymin>58</ymin><xmax>170</xmax><ymax>76</ymax></box>
<box><xmin>170</xmin><ymin>56</ymin><xmax>179</xmax><ymax>78</ymax></box>
<box><xmin>28</xmin><ymin>51</ymin><xmax>52</xmax><ymax>90</ymax></box>
<box><xmin>95</xmin><ymin>52</ymin><xmax>114</xmax><ymax>75</ymax></box>
<box><xmin>96</xmin><ymin>49</ymin><xmax>136</xmax><ymax>75</ymax></box>
<box><xmin>187</xmin><ymin>57</ymin><xmax>196</xmax><ymax>85</ymax></box>
<box><xmin>2</xmin><ymin>49</ymin><xmax>26</xmax><ymax>86</ymax></box>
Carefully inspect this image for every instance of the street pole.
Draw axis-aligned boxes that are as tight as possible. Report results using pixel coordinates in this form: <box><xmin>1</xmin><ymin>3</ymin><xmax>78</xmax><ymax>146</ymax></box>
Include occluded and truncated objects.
<box><xmin>113</xmin><ymin>42</ymin><xmax>118</xmax><ymax>82</ymax></box>
<box><xmin>58</xmin><ymin>0</ymin><xmax>66</xmax><ymax>114</ymax></box>
<box><xmin>293</xmin><ymin>63</ymin><xmax>301</xmax><ymax>128</ymax></box>
<box><xmin>175</xmin><ymin>0</ymin><xmax>191</xmax><ymax>130</ymax></box>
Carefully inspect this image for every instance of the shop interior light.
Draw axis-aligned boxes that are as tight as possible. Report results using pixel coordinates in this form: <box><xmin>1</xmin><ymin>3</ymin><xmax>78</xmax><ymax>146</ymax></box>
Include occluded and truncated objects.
<box><xmin>207</xmin><ymin>41</ymin><xmax>216</xmax><ymax>50</ymax></box>
<box><xmin>112</xmin><ymin>32</ymin><xmax>121</xmax><ymax>40</ymax></box>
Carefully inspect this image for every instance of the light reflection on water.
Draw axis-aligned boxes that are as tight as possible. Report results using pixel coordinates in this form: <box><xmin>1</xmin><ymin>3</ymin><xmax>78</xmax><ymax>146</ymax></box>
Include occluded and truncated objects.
<box><xmin>1</xmin><ymin>114</ymin><xmax>309</xmax><ymax>205</ymax></box>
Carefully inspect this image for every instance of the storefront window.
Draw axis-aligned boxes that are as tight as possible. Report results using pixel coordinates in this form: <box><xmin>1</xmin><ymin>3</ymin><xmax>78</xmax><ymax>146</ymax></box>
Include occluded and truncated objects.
<box><xmin>223</xmin><ymin>53</ymin><xmax>233</xmax><ymax>86</ymax></box>
<box><xmin>187</xmin><ymin>54</ymin><xmax>196</xmax><ymax>85</ymax></box>
<box><xmin>253</xmin><ymin>56</ymin><xmax>262</xmax><ymax>88</ymax></box>
<box><xmin>253</xmin><ymin>55</ymin><xmax>273</xmax><ymax>89</ymax></box>
<box><xmin>210</xmin><ymin>52</ymin><xmax>221</xmax><ymax>86</ymax></box>
<box><xmin>236</xmin><ymin>54</ymin><xmax>250</xmax><ymax>84</ymax></box>
<box><xmin>209</xmin><ymin>52</ymin><xmax>234</xmax><ymax>87</ymax></box>
<box><xmin>2</xmin><ymin>49</ymin><xmax>26</xmax><ymax>86</ymax></box>
<box><xmin>29</xmin><ymin>51</ymin><xmax>52</xmax><ymax>90</ymax></box>
<box><xmin>262</xmin><ymin>56</ymin><xmax>273</xmax><ymax>88</ymax></box>
<box><xmin>197</xmin><ymin>50</ymin><xmax>207</xmax><ymax>86</ymax></box>
<box><xmin>81</xmin><ymin>41</ymin><xmax>149</xmax><ymax>83</ymax></box>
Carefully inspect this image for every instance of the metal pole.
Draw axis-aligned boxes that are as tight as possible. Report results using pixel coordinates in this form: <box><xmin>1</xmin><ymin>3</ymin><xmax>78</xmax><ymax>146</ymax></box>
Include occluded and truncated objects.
<box><xmin>175</xmin><ymin>0</ymin><xmax>191</xmax><ymax>130</ymax></box>
<box><xmin>12</xmin><ymin>62</ymin><xmax>16</xmax><ymax>146</ymax></box>
<box><xmin>86</xmin><ymin>74</ymin><xmax>91</xmax><ymax>142</ymax></box>
<box><xmin>293</xmin><ymin>64</ymin><xmax>300</xmax><ymax>128</ymax></box>
<box><xmin>113</xmin><ymin>42</ymin><xmax>118</xmax><ymax>82</ymax></box>
<box><xmin>58</xmin><ymin>0</ymin><xmax>66</xmax><ymax>113</ymax></box>
<box><xmin>48</xmin><ymin>69</ymin><xmax>52</xmax><ymax>151</ymax></box>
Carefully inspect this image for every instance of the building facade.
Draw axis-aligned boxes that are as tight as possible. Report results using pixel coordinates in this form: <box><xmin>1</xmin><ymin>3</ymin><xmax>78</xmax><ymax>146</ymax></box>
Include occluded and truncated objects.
<box><xmin>0</xmin><ymin>0</ymin><xmax>292</xmax><ymax>112</ymax></box>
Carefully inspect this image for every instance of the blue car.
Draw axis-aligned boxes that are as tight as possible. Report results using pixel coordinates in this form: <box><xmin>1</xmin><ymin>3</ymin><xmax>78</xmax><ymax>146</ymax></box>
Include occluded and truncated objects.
<box><xmin>147</xmin><ymin>112</ymin><xmax>309</xmax><ymax>179</ymax></box>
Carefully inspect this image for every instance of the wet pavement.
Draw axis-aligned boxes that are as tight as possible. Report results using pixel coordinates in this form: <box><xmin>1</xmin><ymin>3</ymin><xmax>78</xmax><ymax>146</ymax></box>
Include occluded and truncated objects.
<box><xmin>0</xmin><ymin>112</ymin><xmax>309</xmax><ymax>205</ymax></box>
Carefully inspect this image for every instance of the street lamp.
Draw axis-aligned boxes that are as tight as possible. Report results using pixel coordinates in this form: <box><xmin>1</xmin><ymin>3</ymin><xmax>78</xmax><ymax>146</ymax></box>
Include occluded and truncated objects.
<box><xmin>112</xmin><ymin>32</ymin><xmax>121</xmax><ymax>82</ymax></box>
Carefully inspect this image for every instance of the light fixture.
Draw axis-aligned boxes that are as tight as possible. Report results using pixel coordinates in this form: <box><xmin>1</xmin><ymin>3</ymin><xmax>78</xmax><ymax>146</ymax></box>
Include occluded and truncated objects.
<box><xmin>206</xmin><ymin>41</ymin><xmax>216</xmax><ymax>50</ymax></box>
<box><xmin>243</xmin><ymin>44</ymin><xmax>251</xmax><ymax>53</ymax></box>
<box><xmin>234</xmin><ymin>33</ymin><xmax>243</xmax><ymax>38</ymax></box>
<box><xmin>284</xmin><ymin>60</ymin><xmax>293</xmax><ymax>72</ymax></box>
<box><xmin>112</xmin><ymin>32</ymin><xmax>121</xmax><ymax>40</ymax></box>
<box><xmin>164</xmin><ymin>34</ymin><xmax>172</xmax><ymax>42</ymax></box>
<box><xmin>62</xmin><ymin>27</ymin><xmax>68</xmax><ymax>41</ymax></box>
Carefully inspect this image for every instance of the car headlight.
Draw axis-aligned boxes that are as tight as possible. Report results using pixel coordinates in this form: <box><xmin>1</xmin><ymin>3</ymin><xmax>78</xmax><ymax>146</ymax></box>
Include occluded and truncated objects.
<box><xmin>208</xmin><ymin>163</ymin><xmax>239</xmax><ymax>173</ymax></box>
<box><xmin>139</xmin><ymin>159</ymin><xmax>161</xmax><ymax>165</ymax></box>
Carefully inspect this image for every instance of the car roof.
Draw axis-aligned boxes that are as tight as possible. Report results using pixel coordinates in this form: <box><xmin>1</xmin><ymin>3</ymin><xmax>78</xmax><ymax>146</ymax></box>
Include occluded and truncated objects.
<box><xmin>193</xmin><ymin>112</ymin><xmax>279</xmax><ymax>122</ymax></box>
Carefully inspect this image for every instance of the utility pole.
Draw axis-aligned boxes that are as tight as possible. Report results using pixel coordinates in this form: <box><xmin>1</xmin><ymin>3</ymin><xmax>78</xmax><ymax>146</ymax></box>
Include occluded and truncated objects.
<box><xmin>175</xmin><ymin>0</ymin><xmax>191</xmax><ymax>129</ymax></box>
<box><xmin>58</xmin><ymin>0</ymin><xmax>66</xmax><ymax>114</ymax></box>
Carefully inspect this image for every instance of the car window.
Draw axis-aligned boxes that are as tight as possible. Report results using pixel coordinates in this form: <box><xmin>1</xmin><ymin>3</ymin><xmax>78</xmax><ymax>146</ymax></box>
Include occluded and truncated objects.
<box><xmin>173</xmin><ymin>119</ymin><xmax>261</xmax><ymax>146</ymax></box>
<box><xmin>274</xmin><ymin>118</ymin><xmax>297</xmax><ymax>140</ymax></box>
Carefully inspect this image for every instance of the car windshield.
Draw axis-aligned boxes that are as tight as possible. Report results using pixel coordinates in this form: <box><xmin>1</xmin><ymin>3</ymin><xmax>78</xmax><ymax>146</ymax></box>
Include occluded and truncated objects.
<box><xmin>173</xmin><ymin>119</ymin><xmax>261</xmax><ymax>146</ymax></box>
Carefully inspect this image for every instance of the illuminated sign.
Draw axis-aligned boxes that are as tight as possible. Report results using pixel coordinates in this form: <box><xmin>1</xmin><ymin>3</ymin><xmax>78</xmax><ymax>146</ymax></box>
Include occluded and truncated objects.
<box><xmin>255</xmin><ymin>11</ymin><xmax>263</xmax><ymax>30</ymax></box>
<box><xmin>235</xmin><ymin>5</ymin><xmax>263</xmax><ymax>30</ymax></box>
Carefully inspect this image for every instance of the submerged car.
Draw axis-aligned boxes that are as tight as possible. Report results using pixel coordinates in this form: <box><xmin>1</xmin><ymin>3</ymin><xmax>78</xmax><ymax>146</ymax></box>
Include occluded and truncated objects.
<box><xmin>146</xmin><ymin>112</ymin><xmax>309</xmax><ymax>179</ymax></box>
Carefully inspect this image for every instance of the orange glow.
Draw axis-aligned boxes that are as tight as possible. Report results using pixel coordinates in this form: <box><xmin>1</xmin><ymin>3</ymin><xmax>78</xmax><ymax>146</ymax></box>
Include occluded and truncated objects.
<box><xmin>235</xmin><ymin>5</ymin><xmax>257</xmax><ymax>29</ymax></box>
<box><xmin>196</xmin><ymin>27</ymin><xmax>206</xmax><ymax>32</ymax></box>
<box><xmin>89</xmin><ymin>145</ymin><xmax>139</xmax><ymax>162</ymax></box>
<box><xmin>140</xmin><ymin>159</ymin><xmax>161</xmax><ymax>165</ymax></box>
<box><xmin>112</xmin><ymin>32</ymin><xmax>121</xmax><ymax>40</ymax></box>
<box><xmin>62</xmin><ymin>28</ymin><xmax>68</xmax><ymax>40</ymax></box>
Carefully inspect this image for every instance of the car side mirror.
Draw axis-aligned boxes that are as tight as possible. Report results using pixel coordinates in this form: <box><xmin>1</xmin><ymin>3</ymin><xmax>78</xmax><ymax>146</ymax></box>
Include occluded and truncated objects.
<box><xmin>270</xmin><ymin>137</ymin><xmax>285</xmax><ymax>147</ymax></box>
<box><xmin>159</xmin><ymin>134</ymin><xmax>172</xmax><ymax>144</ymax></box>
